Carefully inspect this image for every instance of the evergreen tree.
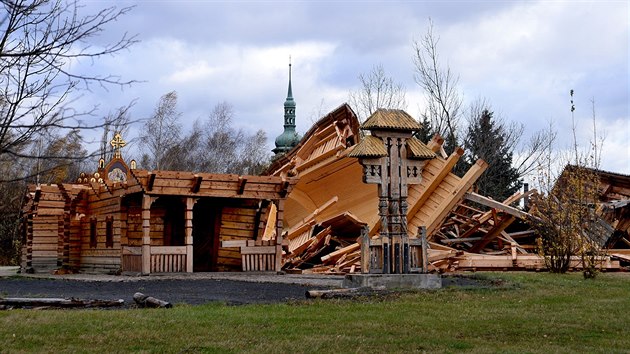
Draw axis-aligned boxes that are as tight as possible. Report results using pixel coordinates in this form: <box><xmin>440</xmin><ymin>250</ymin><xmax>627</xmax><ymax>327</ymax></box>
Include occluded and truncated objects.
<box><xmin>463</xmin><ymin>109</ymin><xmax>522</xmax><ymax>201</ymax></box>
<box><xmin>415</xmin><ymin>115</ymin><xmax>434</xmax><ymax>144</ymax></box>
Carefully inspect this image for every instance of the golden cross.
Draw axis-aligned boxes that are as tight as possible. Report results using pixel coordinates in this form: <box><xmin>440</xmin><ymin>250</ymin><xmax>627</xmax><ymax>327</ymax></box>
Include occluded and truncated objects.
<box><xmin>110</xmin><ymin>132</ymin><xmax>126</xmax><ymax>159</ymax></box>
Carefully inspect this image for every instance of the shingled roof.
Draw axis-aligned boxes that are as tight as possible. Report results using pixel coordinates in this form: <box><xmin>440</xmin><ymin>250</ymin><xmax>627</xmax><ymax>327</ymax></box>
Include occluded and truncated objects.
<box><xmin>362</xmin><ymin>109</ymin><xmax>422</xmax><ymax>131</ymax></box>
<box><xmin>348</xmin><ymin>135</ymin><xmax>388</xmax><ymax>158</ymax></box>
<box><xmin>406</xmin><ymin>137</ymin><xmax>436</xmax><ymax>160</ymax></box>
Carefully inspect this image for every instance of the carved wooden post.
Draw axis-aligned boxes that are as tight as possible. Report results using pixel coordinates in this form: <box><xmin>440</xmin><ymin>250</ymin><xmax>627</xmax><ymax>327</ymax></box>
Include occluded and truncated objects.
<box><xmin>349</xmin><ymin>109</ymin><xmax>435</xmax><ymax>274</ymax></box>
<box><xmin>184</xmin><ymin>197</ymin><xmax>196</xmax><ymax>273</ymax></box>
<box><xmin>275</xmin><ymin>199</ymin><xmax>285</xmax><ymax>272</ymax></box>
<box><xmin>141</xmin><ymin>194</ymin><xmax>153</xmax><ymax>275</ymax></box>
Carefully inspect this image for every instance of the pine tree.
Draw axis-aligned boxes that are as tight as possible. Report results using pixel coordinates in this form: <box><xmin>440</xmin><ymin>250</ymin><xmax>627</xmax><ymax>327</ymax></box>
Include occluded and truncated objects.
<box><xmin>463</xmin><ymin>109</ymin><xmax>522</xmax><ymax>201</ymax></box>
<box><xmin>415</xmin><ymin>115</ymin><xmax>434</xmax><ymax>144</ymax></box>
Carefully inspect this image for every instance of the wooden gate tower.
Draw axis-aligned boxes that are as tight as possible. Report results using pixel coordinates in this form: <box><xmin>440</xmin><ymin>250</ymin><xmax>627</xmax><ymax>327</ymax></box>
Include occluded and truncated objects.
<box><xmin>349</xmin><ymin>109</ymin><xmax>435</xmax><ymax>273</ymax></box>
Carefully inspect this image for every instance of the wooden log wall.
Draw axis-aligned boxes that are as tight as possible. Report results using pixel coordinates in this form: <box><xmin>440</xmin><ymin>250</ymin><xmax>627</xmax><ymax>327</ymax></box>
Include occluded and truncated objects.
<box><xmin>30</xmin><ymin>215</ymin><xmax>59</xmax><ymax>272</ymax></box>
<box><xmin>79</xmin><ymin>185</ymin><xmax>124</xmax><ymax>273</ymax></box>
<box><xmin>24</xmin><ymin>185</ymin><xmax>68</xmax><ymax>272</ymax></box>
<box><xmin>216</xmin><ymin>201</ymin><xmax>259</xmax><ymax>271</ymax></box>
<box><xmin>125</xmin><ymin>206</ymin><xmax>143</xmax><ymax>247</ymax></box>
<box><xmin>67</xmin><ymin>194</ymin><xmax>87</xmax><ymax>271</ymax></box>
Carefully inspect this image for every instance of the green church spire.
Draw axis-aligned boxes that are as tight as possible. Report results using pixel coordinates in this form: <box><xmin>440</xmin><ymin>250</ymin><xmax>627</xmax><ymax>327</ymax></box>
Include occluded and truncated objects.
<box><xmin>273</xmin><ymin>60</ymin><xmax>301</xmax><ymax>155</ymax></box>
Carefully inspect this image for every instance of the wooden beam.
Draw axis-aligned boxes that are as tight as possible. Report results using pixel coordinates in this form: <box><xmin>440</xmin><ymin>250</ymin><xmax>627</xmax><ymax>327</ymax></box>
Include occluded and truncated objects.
<box><xmin>464</xmin><ymin>192</ymin><xmax>530</xmax><ymax>220</ymax></box>
<box><xmin>441</xmin><ymin>237</ymin><xmax>483</xmax><ymax>243</ymax></box>
<box><xmin>190</xmin><ymin>175</ymin><xmax>202</xmax><ymax>193</ymax></box>
<box><xmin>141</xmin><ymin>194</ymin><xmax>153</xmax><ymax>275</ymax></box>
<box><xmin>237</xmin><ymin>176</ymin><xmax>247</xmax><ymax>195</ymax></box>
<box><xmin>426</xmin><ymin>159</ymin><xmax>488</xmax><ymax>236</ymax></box>
<box><xmin>427</xmin><ymin>134</ymin><xmax>445</xmax><ymax>152</ymax></box>
<box><xmin>468</xmin><ymin>215</ymin><xmax>516</xmax><ymax>253</ymax></box>
<box><xmin>279</xmin><ymin>178</ymin><xmax>290</xmax><ymax>197</ymax></box>
<box><xmin>147</xmin><ymin>172</ymin><xmax>156</xmax><ymax>192</ymax></box>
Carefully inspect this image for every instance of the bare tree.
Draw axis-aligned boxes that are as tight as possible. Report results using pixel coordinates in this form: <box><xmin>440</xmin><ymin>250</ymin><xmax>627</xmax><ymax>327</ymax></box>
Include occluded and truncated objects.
<box><xmin>413</xmin><ymin>19</ymin><xmax>462</xmax><ymax>147</ymax></box>
<box><xmin>139</xmin><ymin>91</ymin><xmax>182</xmax><ymax>170</ymax></box>
<box><xmin>198</xmin><ymin>101</ymin><xmax>245</xmax><ymax>173</ymax></box>
<box><xmin>349</xmin><ymin>64</ymin><xmax>407</xmax><ymax>122</ymax></box>
<box><xmin>34</xmin><ymin>128</ymin><xmax>87</xmax><ymax>184</ymax></box>
<box><xmin>99</xmin><ymin>102</ymin><xmax>135</xmax><ymax>162</ymax></box>
<box><xmin>0</xmin><ymin>0</ymin><xmax>137</xmax><ymax>166</ymax></box>
<box><xmin>192</xmin><ymin>101</ymin><xmax>269</xmax><ymax>174</ymax></box>
<box><xmin>530</xmin><ymin>91</ymin><xmax>605</xmax><ymax>278</ymax></box>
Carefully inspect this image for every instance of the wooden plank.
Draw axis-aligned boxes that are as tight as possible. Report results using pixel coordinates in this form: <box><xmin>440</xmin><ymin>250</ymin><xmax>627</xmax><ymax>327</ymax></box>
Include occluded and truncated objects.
<box><xmin>320</xmin><ymin>243</ymin><xmax>360</xmax><ymax>264</ymax></box>
<box><xmin>425</xmin><ymin>159</ymin><xmax>488</xmax><ymax>236</ymax></box>
<box><xmin>221</xmin><ymin>240</ymin><xmax>248</xmax><ymax>248</ymax></box>
<box><xmin>240</xmin><ymin>246</ymin><xmax>277</xmax><ymax>255</ymax></box>
<box><xmin>464</xmin><ymin>192</ymin><xmax>530</xmax><ymax>220</ymax></box>
<box><xmin>469</xmin><ymin>216</ymin><xmax>516</xmax><ymax>253</ymax></box>
<box><xmin>151</xmin><ymin>246</ymin><xmax>186</xmax><ymax>255</ymax></box>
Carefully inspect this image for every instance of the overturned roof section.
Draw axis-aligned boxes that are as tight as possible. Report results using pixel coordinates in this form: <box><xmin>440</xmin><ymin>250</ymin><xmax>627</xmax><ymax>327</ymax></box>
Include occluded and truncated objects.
<box><xmin>265</xmin><ymin>103</ymin><xmax>360</xmax><ymax>177</ymax></box>
<box><xmin>362</xmin><ymin>109</ymin><xmax>422</xmax><ymax>131</ymax></box>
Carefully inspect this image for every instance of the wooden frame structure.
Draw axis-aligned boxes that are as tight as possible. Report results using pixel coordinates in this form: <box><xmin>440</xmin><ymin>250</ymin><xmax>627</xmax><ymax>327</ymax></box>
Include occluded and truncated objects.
<box><xmin>22</xmin><ymin>164</ymin><xmax>295</xmax><ymax>274</ymax></box>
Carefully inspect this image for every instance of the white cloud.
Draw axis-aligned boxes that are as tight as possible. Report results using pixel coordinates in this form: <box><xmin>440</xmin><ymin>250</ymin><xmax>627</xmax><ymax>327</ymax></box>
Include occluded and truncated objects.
<box><xmin>66</xmin><ymin>1</ymin><xmax>628</xmax><ymax>174</ymax></box>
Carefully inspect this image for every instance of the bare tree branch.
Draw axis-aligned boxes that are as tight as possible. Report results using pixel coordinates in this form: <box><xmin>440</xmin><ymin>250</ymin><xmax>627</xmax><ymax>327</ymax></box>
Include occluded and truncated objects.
<box><xmin>349</xmin><ymin>63</ymin><xmax>407</xmax><ymax>122</ymax></box>
<box><xmin>413</xmin><ymin>18</ymin><xmax>462</xmax><ymax>145</ymax></box>
<box><xmin>0</xmin><ymin>0</ymin><xmax>137</xmax><ymax>172</ymax></box>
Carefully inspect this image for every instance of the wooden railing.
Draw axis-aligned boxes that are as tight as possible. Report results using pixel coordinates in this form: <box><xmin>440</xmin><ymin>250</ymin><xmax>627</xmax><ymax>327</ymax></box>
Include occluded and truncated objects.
<box><xmin>122</xmin><ymin>246</ymin><xmax>142</xmax><ymax>272</ymax></box>
<box><xmin>241</xmin><ymin>245</ymin><xmax>277</xmax><ymax>271</ymax></box>
<box><xmin>222</xmin><ymin>240</ymin><xmax>279</xmax><ymax>272</ymax></box>
<box><xmin>150</xmin><ymin>246</ymin><xmax>187</xmax><ymax>273</ymax></box>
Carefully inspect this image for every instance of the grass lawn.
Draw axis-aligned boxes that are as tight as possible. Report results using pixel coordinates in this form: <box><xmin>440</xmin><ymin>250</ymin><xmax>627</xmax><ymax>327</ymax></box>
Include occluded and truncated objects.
<box><xmin>1</xmin><ymin>272</ymin><xmax>629</xmax><ymax>353</ymax></box>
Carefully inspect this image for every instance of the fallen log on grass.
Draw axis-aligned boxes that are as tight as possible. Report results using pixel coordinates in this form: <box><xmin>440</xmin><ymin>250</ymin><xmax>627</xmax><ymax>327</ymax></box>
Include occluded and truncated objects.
<box><xmin>0</xmin><ymin>297</ymin><xmax>124</xmax><ymax>309</ymax></box>
<box><xmin>133</xmin><ymin>292</ymin><xmax>172</xmax><ymax>308</ymax></box>
<box><xmin>305</xmin><ymin>286</ymin><xmax>388</xmax><ymax>299</ymax></box>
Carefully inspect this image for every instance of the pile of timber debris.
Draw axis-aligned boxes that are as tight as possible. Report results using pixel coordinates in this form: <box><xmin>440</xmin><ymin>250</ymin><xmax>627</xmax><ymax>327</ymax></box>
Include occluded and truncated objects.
<box><xmin>283</xmin><ymin>212</ymin><xmax>363</xmax><ymax>273</ymax></box>
<box><xmin>281</xmin><ymin>188</ymin><xmax>625</xmax><ymax>274</ymax></box>
<box><xmin>268</xmin><ymin>107</ymin><xmax>629</xmax><ymax>274</ymax></box>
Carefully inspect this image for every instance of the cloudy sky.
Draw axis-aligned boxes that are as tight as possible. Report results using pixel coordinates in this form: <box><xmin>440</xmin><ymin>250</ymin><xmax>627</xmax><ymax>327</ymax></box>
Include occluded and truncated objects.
<box><xmin>75</xmin><ymin>0</ymin><xmax>629</xmax><ymax>177</ymax></box>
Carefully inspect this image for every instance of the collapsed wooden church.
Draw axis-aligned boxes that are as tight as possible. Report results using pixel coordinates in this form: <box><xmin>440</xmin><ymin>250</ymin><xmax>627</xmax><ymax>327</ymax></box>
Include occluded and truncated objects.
<box><xmin>21</xmin><ymin>66</ymin><xmax>630</xmax><ymax>275</ymax></box>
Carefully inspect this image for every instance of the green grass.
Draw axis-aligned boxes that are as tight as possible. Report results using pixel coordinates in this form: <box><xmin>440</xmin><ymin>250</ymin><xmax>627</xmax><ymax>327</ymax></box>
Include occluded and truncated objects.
<box><xmin>1</xmin><ymin>272</ymin><xmax>629</xmax><ymax>353</ymax></box>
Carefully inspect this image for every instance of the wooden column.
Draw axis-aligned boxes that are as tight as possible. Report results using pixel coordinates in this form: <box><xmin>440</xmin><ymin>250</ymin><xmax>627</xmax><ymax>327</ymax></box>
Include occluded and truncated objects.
<box><xmin>25</xmin><ymin>213</ymin><xmax>33</xmax><ymax>272</ymax></box>
<box><xmin>274</xmin><ymin>199</ymin><xmax>285</xmax><ymax>272</ymax></box>
<box><xmin>141</xmin><ymin>194</ymin><xmax>153</xmax><ymax>275</ymax></box>
<box><xmin>184</xmin><ymin>197</ymin><xmax>196</xmax><ymax>273</ymax></box>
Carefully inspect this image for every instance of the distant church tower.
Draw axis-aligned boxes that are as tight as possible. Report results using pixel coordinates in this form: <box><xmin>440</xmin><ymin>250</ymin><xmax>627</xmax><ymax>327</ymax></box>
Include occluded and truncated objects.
<box><xmin>273</xmin><ymin>61</ymin><xmax>301</xmax><ymax>155</ymax></box>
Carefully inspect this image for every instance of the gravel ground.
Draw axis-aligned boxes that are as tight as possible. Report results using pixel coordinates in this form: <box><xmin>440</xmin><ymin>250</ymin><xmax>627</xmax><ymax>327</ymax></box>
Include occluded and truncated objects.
<box><xmin>0</xmin><ymin>267</ymin><xmax>488</xmax><ymax>308</ymax></box>
<box><xmin>0</xmin><ymin>269</ymin><xmax>345</xmax><ymax>307</ymax></box>
<box><xmin>0</xmin><ymin>277</ymin><xmax>329</xmax><ymax>306</ymax></box>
